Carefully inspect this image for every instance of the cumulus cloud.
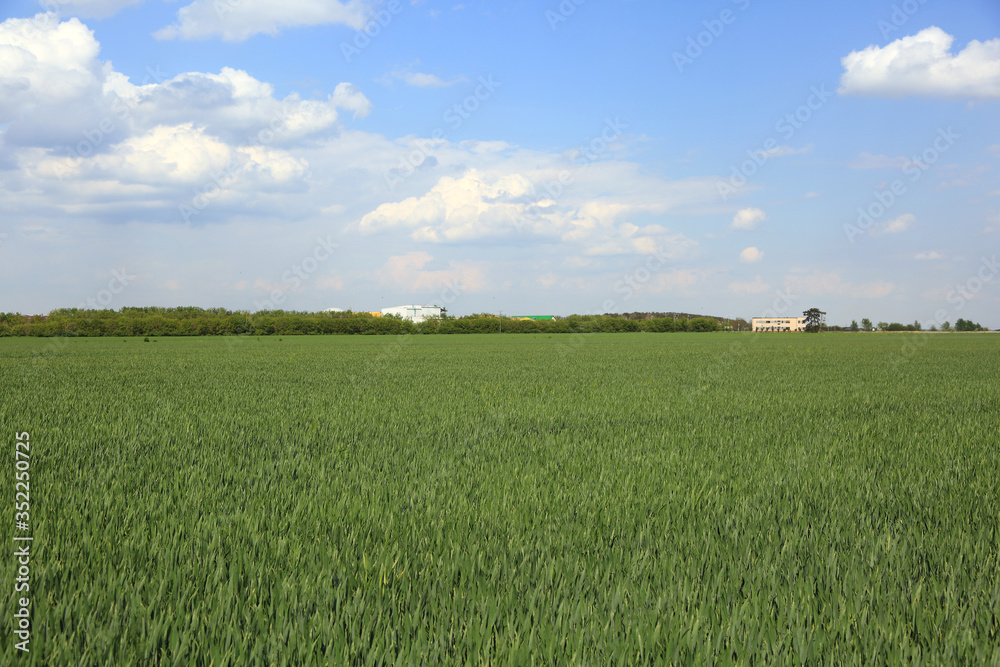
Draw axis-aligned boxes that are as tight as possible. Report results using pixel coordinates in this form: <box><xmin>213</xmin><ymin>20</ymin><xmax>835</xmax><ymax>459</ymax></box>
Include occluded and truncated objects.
<box><xmin>0</xmin><ymin>15</ymin><xmax>369</xmax><ymax>152</ymax></box>
<box><xmin>27</xmin><ymin>121</ymin><xmax>307</xmax><ymax>212</ymax></box>
<box><xmin>739</xmin><ymin>247</ymin><xmax>764</xmax><ymax>263</ymax></box>
<box><xmin>0</xmin><ymin>15</ymin><xmax>109</xmax><ymax>145</ymax></box>
<box><xmin>114</xmin><ymin>68</ymin><xmax>369</xmax><ymax>145</ymax></box>
<box><xmin>839</xmin><ymin>27</ymin><xmax>1000</xmax><ymax>98</ymax></box>
<box><xmin>331</xmin><ymin>83</ymin><xmax>372</xmax><ymax>118</ymax></box>
<box><xmin>874</xmin><ymin>213</ymin><xmax>915</xmax><ymax>235</ymax></box>
<box><xmin>0</xmin><ymin>14</ymin><xmax>378</xmax><ymax>224</ymax></box>
<box><xmin>0</xmin><ymin>13</ymin><xmax>741</xmax><ymax>311</ymax></box>
<box><xmin>731</xmin><ymin>207</ymin><xmax>766</xmax><ymax>230</ymax></box>
<box><xmin>359</xmin><ymin>169</ymin><xmax>538</xmax><ymax>242</ymax></box>
<box><xmin>358</xmin><ymin>167</ymin><xmax>701</xmax><ymax>261</ymax></box>
<box><xmin>154</xmin><ymin>0</ymin><xmax>370</xmax><ymax>41</ymax></box>
<box><xmin>914</xmin><ymin>251</ymin><xmax>942</xmax><ymax>260</ymax></box>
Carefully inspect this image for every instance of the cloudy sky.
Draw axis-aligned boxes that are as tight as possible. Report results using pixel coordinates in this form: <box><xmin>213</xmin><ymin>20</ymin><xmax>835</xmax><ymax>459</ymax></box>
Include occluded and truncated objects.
<box><xmin>1</xmin><ymin>0</ymin><xmax>999</xmax><ymax>326</ymax></box>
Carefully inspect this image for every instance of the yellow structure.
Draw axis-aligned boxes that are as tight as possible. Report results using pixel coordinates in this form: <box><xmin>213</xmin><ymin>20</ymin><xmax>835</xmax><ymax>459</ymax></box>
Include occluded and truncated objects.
<box><xmin>751</xmin><ymin>316</ymin><xmax>807</xmax><ymax>332</ymax></box>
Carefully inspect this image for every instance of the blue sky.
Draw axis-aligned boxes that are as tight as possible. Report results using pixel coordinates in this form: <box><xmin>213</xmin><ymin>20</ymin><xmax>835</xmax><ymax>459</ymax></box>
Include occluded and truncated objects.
<box><xmin>1</xmin><ymin>0</ymin><xmax>999</xmax><ymax>326</ymax></box>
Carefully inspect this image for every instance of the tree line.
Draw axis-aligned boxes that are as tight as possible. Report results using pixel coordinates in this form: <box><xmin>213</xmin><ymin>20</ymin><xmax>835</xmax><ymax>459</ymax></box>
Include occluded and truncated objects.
<box><xmin>0</xmin><ymin>308</ymin><xmax>725</xmax><ymax>337</ymax></box>
<box><xmin>841</xmin><ymin>317</ymin><xmax>989</xmax><ymax>332</ymax></box>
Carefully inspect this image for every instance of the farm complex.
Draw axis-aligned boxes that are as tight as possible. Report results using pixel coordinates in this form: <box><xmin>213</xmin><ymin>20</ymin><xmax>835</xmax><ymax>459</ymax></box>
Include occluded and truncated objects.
<box><xmin>752</xmin><ymin>316</ymin><xmax>808</xmax><ymax>332</ymax></box>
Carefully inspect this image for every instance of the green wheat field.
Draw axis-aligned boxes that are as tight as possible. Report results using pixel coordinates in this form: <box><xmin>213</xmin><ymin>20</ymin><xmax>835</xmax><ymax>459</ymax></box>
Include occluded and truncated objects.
<box><xmin>2</xmin><ymin>333</ymin><xmax>999</xmax><ymax>664</ymax></box>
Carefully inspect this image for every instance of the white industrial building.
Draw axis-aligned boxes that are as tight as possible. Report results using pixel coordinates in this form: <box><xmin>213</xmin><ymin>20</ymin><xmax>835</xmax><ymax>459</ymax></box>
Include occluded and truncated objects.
<box><xmin>381</xmin><ymin>305</ymin><xmax>444</xmax><ymax>323</ymax></box>
<box><xmin>752</xmin><ymin>316</ymin><xmax>807</xmax><ymax>332</ymax></box>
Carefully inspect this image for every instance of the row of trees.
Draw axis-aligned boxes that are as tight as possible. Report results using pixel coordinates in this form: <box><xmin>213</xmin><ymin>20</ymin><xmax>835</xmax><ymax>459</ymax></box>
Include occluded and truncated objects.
<box><xmin>844</xmin><ymin>317</ymin><xmax>989</xmax><ymax>332</ymax></box>
<box><xmin>0</xmin><ymin>308</ymin><xmax>724</xmax><ymax>337</ymax></box>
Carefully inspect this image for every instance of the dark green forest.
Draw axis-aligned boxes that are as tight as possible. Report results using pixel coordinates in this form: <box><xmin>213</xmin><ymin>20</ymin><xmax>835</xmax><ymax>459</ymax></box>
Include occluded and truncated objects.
<box><xmin>0</xmin><ymin>308</ymin><xmax>727</xmax><ymax>337</ymax></box>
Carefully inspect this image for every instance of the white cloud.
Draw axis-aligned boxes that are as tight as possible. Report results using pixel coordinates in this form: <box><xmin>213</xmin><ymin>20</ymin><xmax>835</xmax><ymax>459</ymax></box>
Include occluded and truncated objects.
<box><xmin>728</xmin><ymin>275</ymin><xmax>769</xmax><ymax>294</ymax></box>
<box><xmin>731</xmin><ymin>207</ymin><xmax>766</xmax><ymax>230</ymax></box>
<box><xmin>0</xmin><ymin>14</ymin><xmax>381</xmax><ymax>223</ymax></box>
<box><xmin>48</xmin><ymin>0</ymin><xmax>144</xmax><ymax>19</ymax></box>
<box><xmin>331</xmin><ymin>82</ymin><xmax>372</xmax><ymax>118</ymax></box>
<box><xmin>839</xmin><ymin>27</ymin><xmax>1000</xmax><ymax>98</ymax></box>
<box><xmin>581</xmin><ymin>224</ymin><xmax>697</xmax><ymax>259</ymax></box>
<box><xmin>849</xmin><ymin>152</ymin><xmax>908</xmax><ymax>170</ymax></box>
<box><xmin>873</xmin><ymin>213</ymin><xmax>915</xmax><ymax>235</ymax></box>
<box><xmin>914</xmin><ymin>251</ymin><xmax>942</xmax><ymax>260</ymax></box>
<box><xmin>385</xmin><ymin>68</ymin><xmax>464</xmax><ymax>88</ymax></box>
<box><xmin>154</xmin><ymin>0</ymin><xmax>370</xmax><ymax>41</ymax></box>
<box><xmin>119</xmin><ymin>68</ymin><xmax>369</xmax><ymax>145</ymax></box>
<box><xmin>359</xmin><ymin>169</ymin><xmax>537</xmax><ymax>242</ymax></box>
<box><xmin>762</xmin><ymin>144</ymin><xmax>812</xmax><ymax>158</ymax></box>
<box><xmin>30</xmin><ymin>122</ymin><xmax>307</xmax><ymax>200</ymax></box>
<box><xmin>0</xmin><ymin>15</ymin><xmax>369</xmax><ymax>152</ymax></box>
<box><xmin>0</xmin><ymin>15</ymin><xmax>103</xmax><ymax>127</ymax></box>
<box><xmin>96</xmin><ymin>123</ymin><xmax>235</xmax><ymax>183</ymax></box>
<box><xmin>984</xmin><ymin>212</ymin><xmax>1000</xmax><ymax>233</ymax></box>
<box><xmin>0</xmin><ymin>15</ymin><xmax>798</xmax><ymax>314</ymax></box>
<box><xmin>739</xmin><ymin>246</ymin><xmax>764</xmax><ymax>263</ymax></box>
<box><xmin>380</xmin><ymin>251</ymin><xmax>487</xmax><ymax>292</ymax></box>
<box><xmin>358</xmin><ymin>167</ymin><xmax>703</xmax><ymax>259</ymax></box>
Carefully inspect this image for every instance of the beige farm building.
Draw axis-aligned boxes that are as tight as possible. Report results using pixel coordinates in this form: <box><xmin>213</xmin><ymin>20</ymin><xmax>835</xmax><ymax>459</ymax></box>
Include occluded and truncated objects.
<box><xmin>752</xmin><ymin>316</ymin><xmax>807</xmax><ymax>332</ymax></box>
